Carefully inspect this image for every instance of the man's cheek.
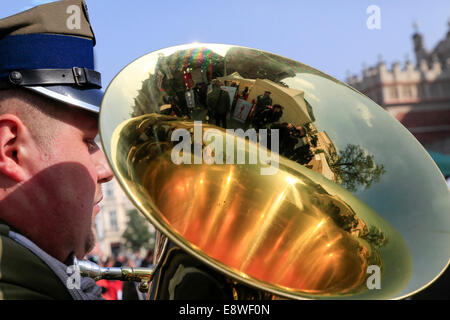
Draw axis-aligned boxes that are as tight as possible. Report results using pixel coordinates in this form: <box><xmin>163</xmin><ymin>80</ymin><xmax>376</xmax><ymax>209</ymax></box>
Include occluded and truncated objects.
<box><xmin>53</xmin><ymin>164</ymin><xmax>97</xmax><ymax>214</ymax></box>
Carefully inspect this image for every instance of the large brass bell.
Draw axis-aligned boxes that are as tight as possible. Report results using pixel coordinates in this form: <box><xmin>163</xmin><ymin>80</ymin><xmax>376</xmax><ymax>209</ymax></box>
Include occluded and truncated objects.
<box><xmin>92</xmin><ymin>43</ymin><xmax>449</xmax><ymax>299</ymax></box>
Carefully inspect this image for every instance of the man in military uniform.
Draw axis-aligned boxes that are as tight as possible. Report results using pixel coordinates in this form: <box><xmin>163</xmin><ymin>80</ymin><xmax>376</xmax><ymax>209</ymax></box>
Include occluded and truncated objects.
<box><xmin>0</xmin><ymin>0</ymin><xmax>113</xmax><ymax>299</ymax></box>
<box><xmin>206</xmin><ymin>79</ymin><xmax>230</xmax><ymax>128</ymax></box>
<box><xmin>255</xmin><ymin>90</ymin><xmax>272</xmax><ymax>112</ymax></box>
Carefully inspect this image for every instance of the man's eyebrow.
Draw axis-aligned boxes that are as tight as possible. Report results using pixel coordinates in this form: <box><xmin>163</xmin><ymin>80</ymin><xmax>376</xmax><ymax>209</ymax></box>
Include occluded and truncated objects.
<box><xmin>80</xmin><ymin>124</ymin><xmax>98</xmax><ymax>138</ymax></box>
<box><xmin>87</xmin><ymin>126</ymin><xmax>99</xmax><ymax>135</ymax></box>
<box><xmin>85</xmin><ymin>115</ymin><xmax>99</xmax><ymax>132</ymax></box>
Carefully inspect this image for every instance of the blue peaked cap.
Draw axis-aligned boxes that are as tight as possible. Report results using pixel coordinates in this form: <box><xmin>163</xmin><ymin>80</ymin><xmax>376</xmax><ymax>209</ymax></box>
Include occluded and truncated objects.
<box><xmin>0</xmin><ymin>0</ymin><xmax>103</xmax><ymax>113</ymax></box>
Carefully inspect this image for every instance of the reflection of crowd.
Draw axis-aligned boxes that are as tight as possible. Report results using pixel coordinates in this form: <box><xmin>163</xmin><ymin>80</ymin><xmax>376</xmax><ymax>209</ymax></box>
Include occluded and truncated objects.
<box><xmin>247</xmin><ymin>91</ymin><xmax>313</xmax><ymax>165</ymax></box>
<box><xmin>158</xmin><ymin>79</ymin><xmax>238</xmax><ymax>128</ymax></box>
<box><xmin>157</xmin><ymin>76</ymin><xmax>314</xmax><ymax>166</ymax></box>
<box><xmin>265</xmin><ymin>122</ymin><xmax>313</xmax><ymax>165</ymax></box>
<box><xmin>159</xmin><ymin>95</ymin><xmax>188</xmax><ymax>118</ymax></box>
<box><xmin>270</xmin><ymin>123</ymin><xmax>312</xmax><ymax>164</ymax></box>
<box><xmin>86</xmin><ymin>249</ymin><xmax>154</xmax><ymax>300</ymax></box>
<box><xmin>251</xmin><ymin>103</ymin><xmax>283</xmax><ymax>130</ymax></box>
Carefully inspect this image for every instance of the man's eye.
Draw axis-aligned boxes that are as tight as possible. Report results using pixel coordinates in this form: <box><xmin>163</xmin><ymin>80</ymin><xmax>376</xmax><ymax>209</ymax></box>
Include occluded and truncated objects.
<box><xmin>85</xmin><ymin>139</ymin><xmax>99</xmax><ymax>152</ymax></box>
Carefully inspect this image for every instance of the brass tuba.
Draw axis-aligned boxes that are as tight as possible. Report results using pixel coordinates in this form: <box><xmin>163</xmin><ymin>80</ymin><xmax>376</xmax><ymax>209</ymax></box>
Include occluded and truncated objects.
<box><xmin>83</xmin><ymin>43</ymin><xmax>450</xmax><ymax>299</ymax></box>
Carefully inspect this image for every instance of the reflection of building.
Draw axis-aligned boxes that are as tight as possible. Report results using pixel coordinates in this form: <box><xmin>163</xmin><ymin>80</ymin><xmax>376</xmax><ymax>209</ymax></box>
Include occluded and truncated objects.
<box><xmin>309</xmin><ymin>152</ymin><xmax>334</xmax><ymax>181</ymax></box>
<box><xmin>316</xmin><ymin>131</ymin><xmax>337</xmax><ymax>158</ymax></box>
<box><xmin>306</xmin><ymin>124</ymin><xmax>336</xmax><ymax>181</ymax></box>
<box><xmin>347</xmin><ymin>24</ymin><xmax>450</xmax><ymax>154</ymax></box>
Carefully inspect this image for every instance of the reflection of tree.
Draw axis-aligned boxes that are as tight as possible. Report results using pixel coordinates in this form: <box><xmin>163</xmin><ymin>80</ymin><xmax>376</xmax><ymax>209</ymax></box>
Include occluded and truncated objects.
<box><xmin>327</xmin><ymin>144</ymin><xmax>385</xmax><ymax>192</ymax></box>
<box><xmin>361</xmin><ymin>226</ymin><xmax>388</xmax><ymax>248</ymax></box>
<box><xmin>308</xmin><ymin>185</ymin><xmax>388</xmax><ymax>251</ymax></box>
<box><xmin>325</xmin><ymin>202</ymin><xmax>359</xmax><ymax>233</ymax></box>
<box><xmin>309</xmin><ymin>196</ymin><xmax>388</xmax><ymax>251</ymax></box>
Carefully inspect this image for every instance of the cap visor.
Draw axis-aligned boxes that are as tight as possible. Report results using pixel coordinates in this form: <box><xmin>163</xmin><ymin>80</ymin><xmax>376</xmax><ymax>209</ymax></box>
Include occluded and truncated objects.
<box><xmin>25</xmin><ymin>85</ymin><xmax>103</xmax><ymax>113</ymax></box>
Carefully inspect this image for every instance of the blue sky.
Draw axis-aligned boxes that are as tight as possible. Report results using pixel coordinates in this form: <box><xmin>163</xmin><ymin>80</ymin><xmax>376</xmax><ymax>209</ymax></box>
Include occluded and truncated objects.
<box><xmin>1</xmin><ymin>0</ymin><xmax>450</xmax><ymax>85</ymax></box>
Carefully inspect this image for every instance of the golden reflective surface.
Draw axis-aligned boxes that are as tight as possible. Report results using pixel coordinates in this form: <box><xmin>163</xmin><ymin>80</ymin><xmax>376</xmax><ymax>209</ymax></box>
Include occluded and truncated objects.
<box><xmin>113</xmin><ymin>114</ymin><xmax>412</xmax><ymax>298</ymax></box>
<box><xmin>100</xmin><ymin>43</ymin><xmax>450</xmax><ymax>299</ymax></box>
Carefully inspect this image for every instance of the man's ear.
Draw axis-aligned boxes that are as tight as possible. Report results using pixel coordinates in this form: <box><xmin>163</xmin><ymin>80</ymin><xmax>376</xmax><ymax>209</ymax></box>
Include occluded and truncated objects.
<box><xmin>0</xmin><ymin>114</ymin><xmax>28</xmax><ymax>182</ymax></box>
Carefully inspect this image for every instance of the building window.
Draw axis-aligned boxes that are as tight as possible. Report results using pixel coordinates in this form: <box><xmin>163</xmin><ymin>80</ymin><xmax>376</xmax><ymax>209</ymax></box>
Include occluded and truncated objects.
<box><xmin>109</xmin><ymin>210</ymin><xmax>118</xmax><ymax>231</ymax></box>
<box><xmin>110</xmin><ymin>242</ymin><xmax>121</xmax><ymax>258</ymax></box>
<box><xmin>105</xmin><ymin>183</ymin><xmax>114</xmax><ymax>197</ymax></box>
<box><xmin>424</xmin><ymin>84</ymin><xmax>431</xmax><ymax>98</ymax></box>
<box><xmin>445</xmin><ymin>83</ymin><xmax>450</xmax><ymax>97</ymax></box>
<box><xmin>403</xmin><ymin>85</ymin><xmax>412</xmax><ymax>98</ymax></box>
<box><xmin>430</xmin><ymin>84</ymin><xmax>439</xmax><ymax>97</ymax></box>
<box><xmin>441</xmin><ymin>83</ymin><xmax>448</xmax><ymax>97</ymax></box>
<box><xmin>376</xmin><ymin>89</ymin><xmax>383</xmax><ymax>104</ymax></box>
<box><xmin>389</xmin><ymin>86</ymin><xmax>398</xmax><ymax>100</ymax></box>
<box><xmin>418</xmin><ymin>85</ymin><xmax>425</xmax><ymax>99</ymax></box>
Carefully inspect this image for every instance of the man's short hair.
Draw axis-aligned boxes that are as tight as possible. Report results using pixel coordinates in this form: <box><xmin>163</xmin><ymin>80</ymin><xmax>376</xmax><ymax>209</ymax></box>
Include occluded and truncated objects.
<box><xmin>0</xmin><ymin>88</ymin><xmax>65</xmax><ymax>150</ymax></box>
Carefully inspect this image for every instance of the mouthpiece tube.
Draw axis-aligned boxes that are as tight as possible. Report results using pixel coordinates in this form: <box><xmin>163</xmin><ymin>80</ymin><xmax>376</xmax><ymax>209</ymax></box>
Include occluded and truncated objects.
<box><xmin>74</xmin><ymin>258</ymin><xmax>155</xmax><ymax>293</ymax></box>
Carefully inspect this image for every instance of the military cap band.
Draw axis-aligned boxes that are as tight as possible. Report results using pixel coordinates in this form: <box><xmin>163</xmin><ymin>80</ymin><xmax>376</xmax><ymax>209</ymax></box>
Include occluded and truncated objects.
<box><xmin>0</xmin><ymin>34</ymin><xmax>94</xmax><ymax>74</ymax></box>
<box><xmin>0</xmin><ymin>68</ymin><xmax>101</xmax><ymax>90</ymax></box>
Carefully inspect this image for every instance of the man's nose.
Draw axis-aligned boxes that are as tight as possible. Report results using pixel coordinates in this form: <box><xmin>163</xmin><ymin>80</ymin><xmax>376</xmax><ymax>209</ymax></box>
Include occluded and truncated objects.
<box><xmin>96</xmin><ymin>150</ymin><xmax>114</xmax><ymax>184</ymax></box>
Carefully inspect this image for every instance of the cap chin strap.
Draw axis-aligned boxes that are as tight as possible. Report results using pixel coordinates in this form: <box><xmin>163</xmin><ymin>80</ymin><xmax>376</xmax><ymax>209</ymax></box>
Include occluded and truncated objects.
<box><xmin>0</xmin><ymin>67</ymin><xmax>101</xmax><ymax>90</ymax></box>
